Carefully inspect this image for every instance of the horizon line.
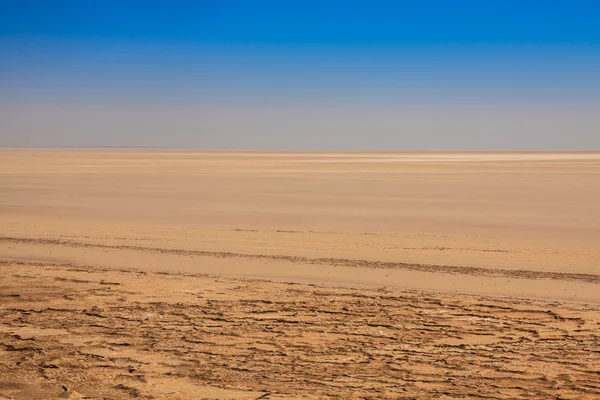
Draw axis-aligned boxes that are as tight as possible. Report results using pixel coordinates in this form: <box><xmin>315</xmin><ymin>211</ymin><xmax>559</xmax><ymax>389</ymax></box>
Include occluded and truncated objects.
<box><xmin>2</xmin><ymin>146</ymin><xmax>600</xmax><ymax>153</ymax></box>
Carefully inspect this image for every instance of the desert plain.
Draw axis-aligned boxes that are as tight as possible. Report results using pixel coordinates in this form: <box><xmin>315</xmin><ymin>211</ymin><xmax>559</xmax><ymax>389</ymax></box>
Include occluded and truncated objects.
<box><xmin>1</xmin><ymin>149</ymin><xmax>600</xmax><ymax>399</ymax></box>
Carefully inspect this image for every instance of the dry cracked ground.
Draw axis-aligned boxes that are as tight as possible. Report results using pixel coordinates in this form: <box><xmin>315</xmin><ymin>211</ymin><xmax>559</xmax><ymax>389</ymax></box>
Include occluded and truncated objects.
<box><xmin>1</xmin><ymin>261</ymin><xmax>599</xmax><ymax>400</ymax></box>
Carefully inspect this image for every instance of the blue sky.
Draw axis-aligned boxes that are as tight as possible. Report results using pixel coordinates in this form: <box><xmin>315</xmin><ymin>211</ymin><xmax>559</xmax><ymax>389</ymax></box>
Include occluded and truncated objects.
<box><xmin>1</xmin><ymin>1</ymin><xmax>599</xmax><ymax>148</ymax></box>
<box><xmin>2</xmin><ymin>1</ymin><xmax>600</xmax><ymax>45</ymax></box>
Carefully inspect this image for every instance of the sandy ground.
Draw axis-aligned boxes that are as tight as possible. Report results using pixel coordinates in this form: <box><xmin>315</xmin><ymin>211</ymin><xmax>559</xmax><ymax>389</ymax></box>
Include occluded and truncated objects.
<box><xmin>1</xmin><ymin>149</ymin><xmax>600</xmax><ymax>399</ymax></box>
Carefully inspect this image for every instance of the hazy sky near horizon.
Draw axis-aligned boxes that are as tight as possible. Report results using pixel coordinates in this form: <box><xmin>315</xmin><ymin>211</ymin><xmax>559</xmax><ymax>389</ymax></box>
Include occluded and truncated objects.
<box><xmin>1</xmin><ymin>1</ymin><xmax>600</xmax><ymax>149</ymax></box>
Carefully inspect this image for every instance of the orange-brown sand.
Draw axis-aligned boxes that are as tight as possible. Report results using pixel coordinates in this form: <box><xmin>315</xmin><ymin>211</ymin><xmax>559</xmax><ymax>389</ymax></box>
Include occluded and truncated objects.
<box><xmin>1</xmin><ymin>149</ymin><xmax>599</xmax><ymax>399</ymax></box>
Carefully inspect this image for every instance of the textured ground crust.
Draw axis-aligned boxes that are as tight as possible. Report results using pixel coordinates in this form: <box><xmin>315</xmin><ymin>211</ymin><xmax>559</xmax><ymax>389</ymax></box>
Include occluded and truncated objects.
<box><xmin>1</xmin><ymin>262</ymin><xmax>599</xmax><ymax>399</ymax></box>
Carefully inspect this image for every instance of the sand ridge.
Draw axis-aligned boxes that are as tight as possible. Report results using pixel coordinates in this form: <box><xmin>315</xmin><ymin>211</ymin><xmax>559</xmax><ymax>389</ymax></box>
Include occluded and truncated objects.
<box><xmin>3</xmin><ymin>236</ymin><xmax>600</xmax><ymax>285</ymax></box>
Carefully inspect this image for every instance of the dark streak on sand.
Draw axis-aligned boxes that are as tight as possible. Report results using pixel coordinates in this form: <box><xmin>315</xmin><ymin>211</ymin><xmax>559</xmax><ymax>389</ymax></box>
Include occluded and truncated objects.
<box><xmin>2</xmin><ymin>236</ymin><xmax>599</xmax><ymax>284</ymax></box>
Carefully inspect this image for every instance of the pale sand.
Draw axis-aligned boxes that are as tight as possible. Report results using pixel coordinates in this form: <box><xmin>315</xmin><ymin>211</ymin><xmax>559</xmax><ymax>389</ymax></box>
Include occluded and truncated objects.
<box><xmin>2</xmin><ymin>149</ymin><xmax>600</xmax><ymax>300</ymax></box>
<box><xmin>1</xmin><ymin>149</ymin><xmax>600</xmax><ymax>398</ymax></box>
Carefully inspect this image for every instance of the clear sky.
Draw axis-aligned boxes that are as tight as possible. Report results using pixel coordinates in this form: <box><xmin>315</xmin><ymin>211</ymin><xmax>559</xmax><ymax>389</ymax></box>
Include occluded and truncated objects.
<box><xmin>1</xmin><ymin>1</ymin><xmax>599</xmax><ymax>149</ymax></box>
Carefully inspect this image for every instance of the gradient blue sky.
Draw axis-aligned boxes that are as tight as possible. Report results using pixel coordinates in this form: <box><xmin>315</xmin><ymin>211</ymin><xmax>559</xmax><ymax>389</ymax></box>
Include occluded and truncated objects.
<box><xmin>1</xmin><ymin>1</ymin><xmax>599</xmax><ymax>149</ymax></box>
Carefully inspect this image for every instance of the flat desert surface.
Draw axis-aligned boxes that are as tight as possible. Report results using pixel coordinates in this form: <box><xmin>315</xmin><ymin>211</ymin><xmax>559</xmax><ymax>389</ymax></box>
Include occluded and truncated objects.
<box><xmin>1</xmin><ymin>149</ymin><xmax>600</xmax><ymax>399</ymax></box>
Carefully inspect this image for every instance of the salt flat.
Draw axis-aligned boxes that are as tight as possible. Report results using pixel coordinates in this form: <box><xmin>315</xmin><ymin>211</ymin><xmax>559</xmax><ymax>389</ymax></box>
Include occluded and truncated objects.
<box><xmin>1</xmin><ymin>149</ymin><xmax>600</xmax><ymax>399</ymax></box>
<box><xmin>1</xmin><ymin>149</ymin><xmax>600</xmax><ymax>301</ymax></box>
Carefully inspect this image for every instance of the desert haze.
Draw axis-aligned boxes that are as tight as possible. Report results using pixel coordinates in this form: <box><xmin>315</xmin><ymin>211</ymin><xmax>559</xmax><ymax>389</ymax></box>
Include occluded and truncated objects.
<box><xmin>1</xmin><ymin>149</ymin><xmax>600</xmax><ymax>399</ymax></box>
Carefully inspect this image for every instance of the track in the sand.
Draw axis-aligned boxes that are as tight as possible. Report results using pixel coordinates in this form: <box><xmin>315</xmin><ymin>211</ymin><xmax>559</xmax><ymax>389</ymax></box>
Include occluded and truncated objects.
<box><xmin>2</xmin><ymin>236</ymin><xmax>600</xmax><ymax>284</ymax></box>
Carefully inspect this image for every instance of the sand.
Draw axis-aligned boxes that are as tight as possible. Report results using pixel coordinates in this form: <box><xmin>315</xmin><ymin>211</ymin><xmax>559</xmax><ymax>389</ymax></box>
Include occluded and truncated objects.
<box><xmin>1</xmin><ymin>149</ymin><xmax>600</xmax><ymax>399</ymax></box>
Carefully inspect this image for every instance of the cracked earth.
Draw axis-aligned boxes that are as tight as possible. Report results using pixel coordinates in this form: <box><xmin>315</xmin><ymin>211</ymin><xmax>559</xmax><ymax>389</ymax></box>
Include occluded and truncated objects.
<box><xmin>1</xmin><ymin>261</ymin><xmax>599</xmax><ymax>399</ymax></box>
